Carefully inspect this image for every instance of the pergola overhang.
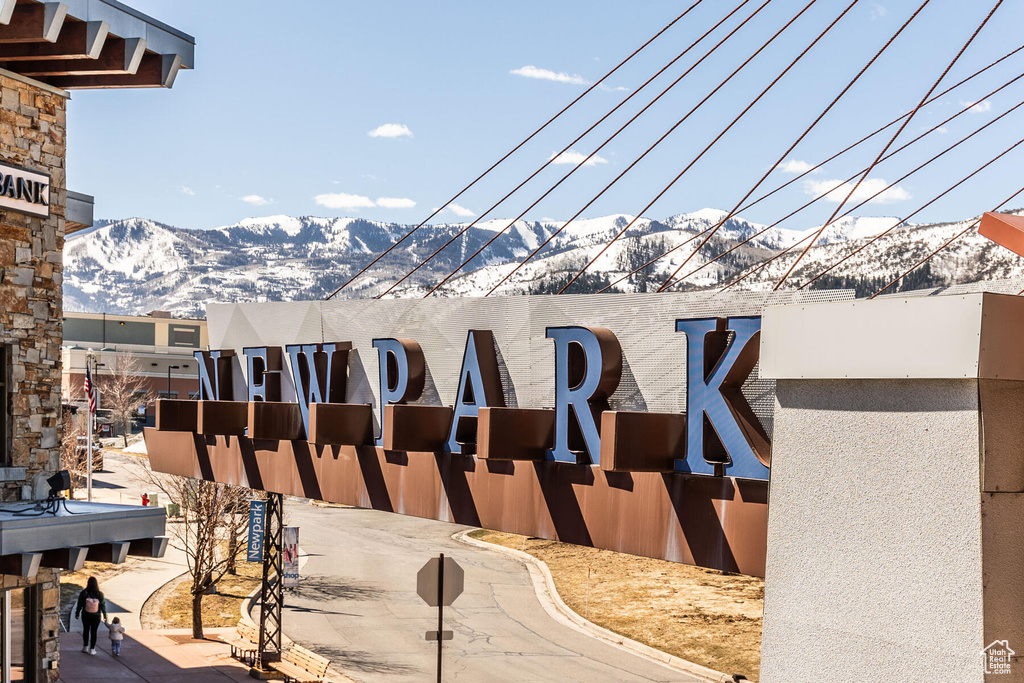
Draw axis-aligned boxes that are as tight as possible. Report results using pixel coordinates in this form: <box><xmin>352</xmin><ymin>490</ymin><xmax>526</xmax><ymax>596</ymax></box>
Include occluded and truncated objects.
<box><xmin>0</xmin><ymin>0</ymin><xmax>194</xmax><ymax>89</ymax></box>
<box><xmin>0</xmin><ymin>500</ymin><xmax>168</xmax><ymax>577</ymax></box>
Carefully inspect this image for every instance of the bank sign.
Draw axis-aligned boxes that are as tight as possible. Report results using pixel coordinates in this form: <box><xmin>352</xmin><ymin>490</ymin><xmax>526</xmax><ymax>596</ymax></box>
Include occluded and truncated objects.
<box><xmin>0</xmin><ymin>162</ymin><xmax>49</xmax><ymax>218</ymax></box>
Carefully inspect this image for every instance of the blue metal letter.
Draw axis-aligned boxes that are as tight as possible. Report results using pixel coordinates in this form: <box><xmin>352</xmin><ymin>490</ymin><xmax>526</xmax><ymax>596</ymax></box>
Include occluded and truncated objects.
<box><xmin>285</xmin><ymin>342</ymin><xmax>350</xmax><ymax>439</ymax></box>
<box><xmin>546</xmin><ymin>326</ymin><xmax>621</xmax><ymax>465</ymax></box>
<box><xmin>446</xmin><ymin>330</ymin><xmax>505</xmax><ymax>453</ymax></box>
<box><xmin>242</xmin><ymin>346</ymin><xmax>283</xmax><ymax>402</ymax></box>
<box><xmin>194</xmin><ymin>349</ymin><xmax>233</xmax><ymax>400</ymax></box>
<box><xmin>372</xmin><ymin>338</ymin><xmax>425</xmax><ymax>446</ymax></box>
<box><xmin>675</xmin><ymin>317</ymin><xmax>770</xmax><ymax>480</ymax></box>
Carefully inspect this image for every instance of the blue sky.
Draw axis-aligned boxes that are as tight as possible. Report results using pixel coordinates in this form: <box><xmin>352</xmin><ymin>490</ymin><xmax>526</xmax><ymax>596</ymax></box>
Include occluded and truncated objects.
<box><xmin>66</xmin><ymin>0</ymin><xmax>1024</xmax><ymax>232</ymax></box>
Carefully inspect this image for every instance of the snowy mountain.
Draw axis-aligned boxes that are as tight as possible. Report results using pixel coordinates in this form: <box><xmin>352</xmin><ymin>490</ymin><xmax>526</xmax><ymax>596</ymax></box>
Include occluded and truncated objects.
<box><xmin>62</xmin><ymin>209</ymin><xmax>1024</xmax><ymax>317</ymax></box>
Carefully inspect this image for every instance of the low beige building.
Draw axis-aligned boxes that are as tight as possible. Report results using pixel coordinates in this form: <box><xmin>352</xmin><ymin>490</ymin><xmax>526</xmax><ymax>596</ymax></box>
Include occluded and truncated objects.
<box><xmin>62</xmin><ymin>312</ymin><xmax>207</xmax><ymax>429</ymax></box>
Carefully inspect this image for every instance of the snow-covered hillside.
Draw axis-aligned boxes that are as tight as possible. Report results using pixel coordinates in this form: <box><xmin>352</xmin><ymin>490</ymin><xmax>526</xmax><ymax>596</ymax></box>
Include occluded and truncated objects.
<box><xmin>62</xmin><ymin>209</ymin><xmax>1024</xmax><ymax>317</ymax></box>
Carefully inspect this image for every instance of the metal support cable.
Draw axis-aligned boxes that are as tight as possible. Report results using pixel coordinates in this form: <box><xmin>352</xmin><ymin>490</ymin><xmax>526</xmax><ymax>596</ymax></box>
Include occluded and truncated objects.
<box><xmin>871</xmin><ymin>183</ymin><xmax>1024</xmax><ymax>299</ymax></box>
<box><xmin>693</xmin><ymin>90</ymin><xmax>1024</xmax><ymax>292</ymax></box>
<box><xmin>322</xmin><ymin>1</ymin><xmax>703</xmax><ymax>300</ymax></box>
<box><xmin>401</xmin><ymin>0</ymin><xmax>768</xmax><ymax>299</ymax></box>
<box><xmin>799</xmin><ymin>110</ymin><xmax>1024</xmax><ymax>289</ymax></box>
<box><xmin>481</xmin><ymin>0</ymin><xmax>824</xmax><ymax>298</ymax></box>
<box><xmin>637</xmin><ymin>0</ymin><xmax>931</xmax><ymax>294</ymax></box>
<box><xmin>597</xmin><ymin>46</ymin><xmax>1024</xmax><ymax>294</ymax></box>
<box><xmin>566</xmin><ymin>0</ymin><xmax>921</xmax><ymax>296</ymax></box>
<box><xmin>659</xmin><ymin>68</ymin><xmax>1024</xmax><ymax>292</ymax></box>
<box><xmin>774</xmin><ymin>0</ymin><xmax>1005</xmax><ymax>290</ymax></box>
<box><xmin>373</xmin><ymin>0</ymin><xmax>756</xmax><ymax>298</ymax></box>
<box><xmin>718</xmin><ymin>134</ymin><xmax>1024</xmax><ymax>293</ymax></box>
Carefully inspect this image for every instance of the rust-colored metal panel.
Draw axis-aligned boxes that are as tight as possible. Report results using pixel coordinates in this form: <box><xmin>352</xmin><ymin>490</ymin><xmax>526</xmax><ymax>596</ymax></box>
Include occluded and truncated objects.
<box><xmin>979</xmin><ymin>211</ymin><xmax>1024</xmax><ymax>259</ymax></box>
<box><xmin>382</xmin><ymin>404</ymin><xmax>453</xmax><ymax>452</ymax></box>
<box><xmin>155</xmin><ymin>399</ymin><xmax>197</xmax><ymax>432</ymax></box>
<box><xmin>477</xmin><ymin>407</ymin><xmax>555</xmax><ymax>460</ymax></box>
<box><xmin>197</xmin><ymin>400</ymin><xmax>247</xmax><ymax>436</ymax></box>
<box><xmin>308</xmin><ymin>403</ymin><xmax>374</xmax><ymax>446</ymax></box>
<box><xmin>248</xmin><ymin>401</ymin><xmax>303</xmax><ymax>441</ymax></box>
<box><xmin>599</xmin><ymin>411</ymin><xmax>686</xmax><ymax>472</ymax></box>
<box><xmin>144</xmin><ymin>428</ymin><xmax>768</xmax><ymax>576</ymax></box>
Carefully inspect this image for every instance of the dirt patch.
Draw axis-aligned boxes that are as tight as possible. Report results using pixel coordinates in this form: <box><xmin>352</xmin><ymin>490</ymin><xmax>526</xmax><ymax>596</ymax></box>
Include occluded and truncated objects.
<box><xmin>145</xmin><ymin>561</ymin><xmax>262</xmax><ymax>630</ymax></box>
<box><xmin>469</xmin><ymin>529</ymin><xmax>762</xmax><ymax>681</ymax></box>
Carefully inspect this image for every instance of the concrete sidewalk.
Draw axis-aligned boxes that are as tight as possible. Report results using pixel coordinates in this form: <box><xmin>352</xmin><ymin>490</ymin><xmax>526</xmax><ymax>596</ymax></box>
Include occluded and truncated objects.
<box><xmin>66</xmin><ymin>451</ymin><xmax>190</xmax><ymax>633</ymax></box>
<box><xmin>59</xmin><ymin>628</ymin><xmax>251</xmax><ymax>682</ymax></box>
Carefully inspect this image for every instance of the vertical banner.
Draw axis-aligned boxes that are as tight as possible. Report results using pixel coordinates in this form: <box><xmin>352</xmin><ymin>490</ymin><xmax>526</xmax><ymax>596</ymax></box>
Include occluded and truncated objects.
<box><xmin>283</xmin><ymin>526</ymin><xmax>299</xmax><ymax>587</ymax></box>
<box><xmin>247</xmin><ymin>500</ymin><xmax>266</xmax><ymax>562</ymax></box>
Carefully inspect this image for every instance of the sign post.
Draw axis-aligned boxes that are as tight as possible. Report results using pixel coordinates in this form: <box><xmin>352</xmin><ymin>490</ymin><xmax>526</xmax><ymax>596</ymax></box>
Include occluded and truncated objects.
<box><xmin>417</xmin><ymin>553</ymin><xmax>464</xmax><ymax>683</ymax></box>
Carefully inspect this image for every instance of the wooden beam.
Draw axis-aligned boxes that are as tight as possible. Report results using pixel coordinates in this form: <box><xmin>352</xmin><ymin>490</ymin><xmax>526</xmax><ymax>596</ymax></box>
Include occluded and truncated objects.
<box><xmin>0</xmin><ymin>553</ymin><xmax>41</xmax><ymax>578</ymax></box>
<box><xmin>16</xmin><ymin>36</ymin><xmax>145</xmax><ymax>76</ymax></box>
<box><xmin>0</xmin><ymin>20</ymin><xmax>107</xmax><ymax>60</ymax></box>
<box><xmin>0</xmin><ymin>2</ymin><xmax>67</xmax><ymax>43</ymax></box>
<box><xmin>49</xmin><ymin>51</ymin><xmax>184</xmax><ymax>89</ymax></box>
<box><xmin>0</xmin><ymin>0</ymin><xmax>17</xmax><ymax>25</ymax></box>
<box><xmin>40</xmin><ymin>546</ymin><xmax>87</xmax><ymax>571</ymax></box>
<box><xmin>86</xmin><ymin>542</ymin><xmax>130</xmax><ymax>565</ymax></box>
<box><xmin>127</xmin><ymin>536</ymin><xmax>169</xmax><ymax>559</ymax></box>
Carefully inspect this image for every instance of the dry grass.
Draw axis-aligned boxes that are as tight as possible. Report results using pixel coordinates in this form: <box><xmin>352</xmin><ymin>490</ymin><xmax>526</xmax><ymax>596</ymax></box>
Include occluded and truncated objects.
<box><xmin>157</xmin><ymin>561</ymin><xmax>262</xmax><ymax>629</ymax></box>
<box><xmin>469</xmin><ymin>530</ymin><xmax>762</xmax><ymax>681</ymax></box>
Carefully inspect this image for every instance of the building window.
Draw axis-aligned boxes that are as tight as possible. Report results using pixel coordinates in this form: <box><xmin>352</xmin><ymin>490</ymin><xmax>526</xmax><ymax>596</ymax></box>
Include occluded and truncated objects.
<box><xmin>1</xmin><ymin>586</ymin><xmax>36</xmax><ymax>683</ymax></box>
<box><xmin>169</xmin><ymin>325</ymin><xmax>199</xmax><ymax>347</ymax></box>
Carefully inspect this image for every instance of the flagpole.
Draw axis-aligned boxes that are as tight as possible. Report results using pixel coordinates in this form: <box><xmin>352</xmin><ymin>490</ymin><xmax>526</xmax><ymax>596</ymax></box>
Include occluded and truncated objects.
<box><xmin>86</xmin><ymin>352</ymin><xmax>93</xmax><ymax>503</ymax></box>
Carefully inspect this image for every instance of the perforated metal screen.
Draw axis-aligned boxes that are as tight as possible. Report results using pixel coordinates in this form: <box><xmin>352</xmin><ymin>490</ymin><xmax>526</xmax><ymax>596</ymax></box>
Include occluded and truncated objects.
<box><xmin>207</xmin><ymin>289</ymin><xmax>854</xmax><ymax>436</ymax></box>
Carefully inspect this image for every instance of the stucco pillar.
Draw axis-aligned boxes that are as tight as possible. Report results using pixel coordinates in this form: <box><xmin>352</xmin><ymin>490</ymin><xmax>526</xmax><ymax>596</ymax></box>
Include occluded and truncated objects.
<box><xmin>759</xmin><ymin>293</ymin><xmax>1024</xmax><ymax>682</ymax></box>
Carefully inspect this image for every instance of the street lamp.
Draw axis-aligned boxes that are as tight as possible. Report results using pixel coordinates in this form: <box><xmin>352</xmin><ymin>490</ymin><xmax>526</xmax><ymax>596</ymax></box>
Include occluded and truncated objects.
<box><xmin>167</xmin><ymin>365</ymin><xmax>180</xmax><ymax>398</ymax></box>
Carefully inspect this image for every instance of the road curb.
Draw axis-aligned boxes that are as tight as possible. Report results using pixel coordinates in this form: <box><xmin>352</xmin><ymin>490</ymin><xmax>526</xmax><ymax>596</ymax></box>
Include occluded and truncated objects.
<box><xmin>454</xmin><ymin>529</ymin><xmax>738</xmax><ymax>683</ymax></box>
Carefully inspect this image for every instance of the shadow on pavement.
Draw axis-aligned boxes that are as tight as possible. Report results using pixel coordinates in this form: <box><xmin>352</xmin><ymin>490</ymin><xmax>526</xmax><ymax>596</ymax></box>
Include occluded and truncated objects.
<box><xmin>59</xmin><ymin>628</ymin><xmax>250</xmax><ymax>682</ymax></box>
<box><xmin>316</xmin><ymin>645</ymin><xmax>419</xmax><ymax>675</ymax></box>
<box><xmin>290</xmin><ymin>575</ymin><xmax>379</xmax><ymax>601</ymax></box>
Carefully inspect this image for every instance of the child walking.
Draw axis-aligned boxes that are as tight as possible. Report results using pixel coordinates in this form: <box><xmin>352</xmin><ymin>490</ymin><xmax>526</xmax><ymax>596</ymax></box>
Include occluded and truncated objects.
<box><xmin>105</xmin><ymin>616</ymin><xmax>125</xmax><ymax>656</ymax></box>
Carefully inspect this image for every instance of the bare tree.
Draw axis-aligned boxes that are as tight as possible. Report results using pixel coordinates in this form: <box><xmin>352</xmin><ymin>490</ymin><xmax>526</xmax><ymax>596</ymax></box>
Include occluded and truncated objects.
<box><xmin>59</xmin><ymin>406</ymin><xmax>88</xmax><ymax>497</ymax></box>
<box><xmin>132</xmin><ymin>462</ymin><xmax>252</xmax><ymax>639</ymax></box>
<box><xmin>98</xmin><ymin>351</ymin><xmax>154</xmax><ymax>447</ymax></box>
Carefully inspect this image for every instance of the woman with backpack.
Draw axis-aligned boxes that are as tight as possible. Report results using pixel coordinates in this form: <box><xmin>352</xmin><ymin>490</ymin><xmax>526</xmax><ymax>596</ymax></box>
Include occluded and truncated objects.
<box><xmin>74</xmin><ymin>576</ymin><xmax>108</xmax><ymax>655</ymax></box>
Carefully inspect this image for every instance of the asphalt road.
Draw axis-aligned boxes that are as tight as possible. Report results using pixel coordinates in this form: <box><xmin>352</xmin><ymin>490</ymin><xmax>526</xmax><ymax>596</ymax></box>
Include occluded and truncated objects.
<box><xmin>283</xmin><ymin>502</ymin><xmax>700</xmax><ymax>683</ymax></box>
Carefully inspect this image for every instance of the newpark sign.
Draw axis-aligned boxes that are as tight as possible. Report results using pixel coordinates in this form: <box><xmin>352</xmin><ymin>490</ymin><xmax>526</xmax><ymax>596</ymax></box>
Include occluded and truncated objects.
<box><xmin>144</xmin><ymin>291</ymin><xmax>851</xmax><ymax>577</ymax></box>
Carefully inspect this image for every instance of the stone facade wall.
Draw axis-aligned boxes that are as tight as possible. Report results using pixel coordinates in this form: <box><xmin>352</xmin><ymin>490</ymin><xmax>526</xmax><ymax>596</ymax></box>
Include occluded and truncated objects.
<box><xmin>0</xmin><ymin>70</ymin><xmax>66</xmax><ymax>502</ymax></box>
<box><xmin>0</xmin><ymin>69</ymin><xmax>67</xmax><ymax>683</ymax></box>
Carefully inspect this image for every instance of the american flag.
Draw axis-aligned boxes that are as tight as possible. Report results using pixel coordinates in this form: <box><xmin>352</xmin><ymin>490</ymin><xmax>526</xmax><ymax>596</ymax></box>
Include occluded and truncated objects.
<box><xmin>84</xmin><ymin>364</ymin><xmax>96</xmax><ymax>415</ymax></box>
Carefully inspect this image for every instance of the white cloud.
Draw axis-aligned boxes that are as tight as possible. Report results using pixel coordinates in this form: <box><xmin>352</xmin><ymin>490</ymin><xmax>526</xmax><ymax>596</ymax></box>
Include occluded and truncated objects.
<box><xmin>376</xmin><ymin>197</ymin><xmax>416</xmax><ymax>209</ymax></box>
<box><xmin>962</xmin><ymin>99</ymin><xmax>992</xmax><ymax>113</ymax></box>
<box><xmin>548</xmin><ymin>149</ymin><xmax>608</xmax><ymax>166</ymax></box>
<box><xmin>368</xmin><ymin>123</ymin><xmax>413</xmax><ymax>138</ymax></box>
<box><xmin>179</xmin><ymin>186</ymin><xmax>195</xmax><ymax>196</ymax></box>
<box><xmin>241</xmin><ymin>194</ymin><xmax>270</xmax><ymax>206</ymax></box>
<box><xmin>805</xmin><ymin>177</ymin><xmax>910</xmax><ymax>204</ymax></box>
<box><xmin>777</xmin><ymin>159</ymin><xmax>813</xmax><ymax>174</ymax></box>
<box><xmin>935</xmin><ymin>126</ymin><xmax>949</xmax><ymax>134</ymax></box>
<box><xmin>511</xmin><ymin>65</ymin><xmax>589</xmax><ymax>86</ymax></box>
<box><xmin>446</xmin><ymin>203</ymin><xmax>476</xmax><ymax>218</ymax></box>
<box><xmin>315</xmin><ymin>192</ymin><xmax>376</xmax><ymax>210</ymax></box>
<box><xmin>870</xmin><ymin>3</ymin><xmax>888</xmax><ymax>20</ymax></box>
